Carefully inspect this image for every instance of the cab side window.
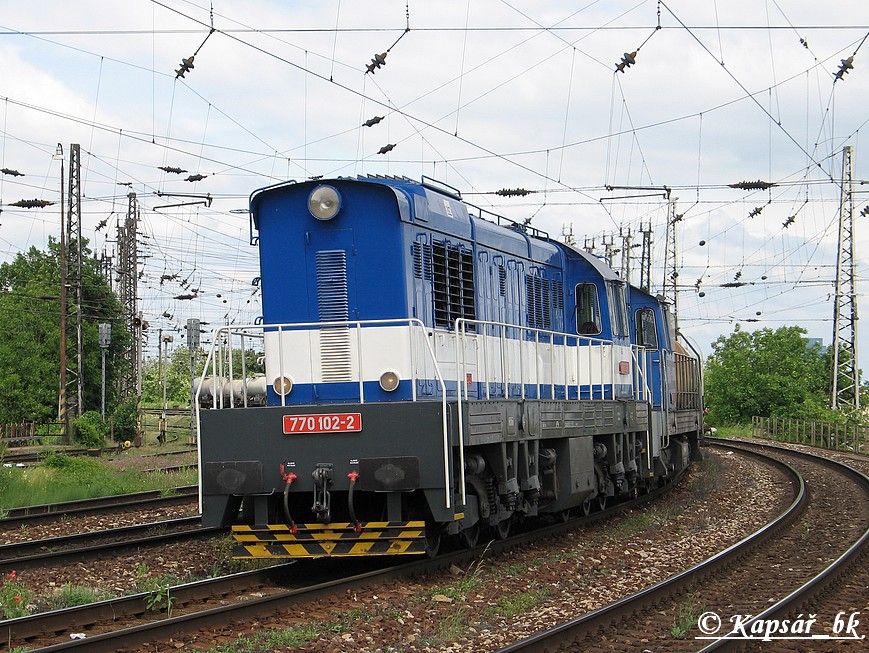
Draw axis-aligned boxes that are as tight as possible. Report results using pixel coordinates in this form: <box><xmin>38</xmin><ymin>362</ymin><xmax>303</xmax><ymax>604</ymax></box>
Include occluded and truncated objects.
<box><xmin>576</xmin><ymin>283</ymin><xmax>601</xmax><ymax>335</ymax></box>
<box><xmin>609</xmin><ymin>282</ymin><xmax>629</xmax><ymax>338</ymax></box>
<box><xmin>636</xmin><ymin>307</ymin><xmax>658</xmax><ymax>348</ymax></box>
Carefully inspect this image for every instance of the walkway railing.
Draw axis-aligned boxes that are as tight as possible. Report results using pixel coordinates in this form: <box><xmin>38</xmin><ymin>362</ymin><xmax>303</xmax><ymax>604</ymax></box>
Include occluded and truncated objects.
<box><xmin>751</xmin><ymin>415</ymin><xmax>867</xmax><ymax>454</ymax></box>
<box><xmin>195</xmin><ymin>319</ymin><xmax>454</xmax><ymax>510</ymax></box>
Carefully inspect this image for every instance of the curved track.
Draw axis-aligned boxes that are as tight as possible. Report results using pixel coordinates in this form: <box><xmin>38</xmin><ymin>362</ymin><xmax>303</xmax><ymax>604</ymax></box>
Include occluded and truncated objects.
<box><xmin>2</xmin><ymin>463</ymin><xmax>687</xmax><ymax>652</ymax></box>
<box><xmin>493</xmin><ymin>439</ymin><xmax>868</xmax><ymax>652</ymax></box>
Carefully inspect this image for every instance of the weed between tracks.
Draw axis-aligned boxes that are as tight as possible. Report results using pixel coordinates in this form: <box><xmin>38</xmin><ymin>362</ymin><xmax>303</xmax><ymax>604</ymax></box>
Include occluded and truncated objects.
<box><xmin>670</xmin><ymin>595</ymin><xmax>705</xmax><ymax>639</ymax></box>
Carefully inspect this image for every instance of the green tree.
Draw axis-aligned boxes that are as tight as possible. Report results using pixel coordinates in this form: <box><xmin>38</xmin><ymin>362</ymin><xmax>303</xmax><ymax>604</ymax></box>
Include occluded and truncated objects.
<box><xmin>0</xmin><ymin>240</ymin><xmax>129</xmax><ymax>424</ymax></box>
<box><xmin>704</xmin><ymin>325</ymin><xmax>833</xmax><ymax>424</ymax></box>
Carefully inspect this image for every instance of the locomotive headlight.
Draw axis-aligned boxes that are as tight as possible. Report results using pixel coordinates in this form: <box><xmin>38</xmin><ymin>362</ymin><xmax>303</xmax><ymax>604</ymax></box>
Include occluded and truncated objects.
<box><xmin>273</xmin><ymin>376</ymin><xmax>293</xmax><ymax>395</ymax></box>
<box><xmin>307</xmin><ymin>185</ymin><xmax>341</xmax><ymax>220</ymax></box>
<box><xmin>379</xmin><ymin>370</ymin><xmax>400</xmax><ymax>392</ymax></box>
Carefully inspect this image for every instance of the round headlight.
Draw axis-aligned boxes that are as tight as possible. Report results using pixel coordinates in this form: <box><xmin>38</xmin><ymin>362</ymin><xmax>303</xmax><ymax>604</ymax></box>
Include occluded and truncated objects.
<box><xmin>308</xmin><ymin>185</ymin><xmax>341</xmax><ymax>220</ymax></box>
<box><xmin>273</xmin><ymin>376</ymin><xmax>293</xmax><ymax>395</ymax></box>
<box><xmin>379</xmin><ymin>370</ymin><xmax>400</xmax><ymax>392</ymax></box>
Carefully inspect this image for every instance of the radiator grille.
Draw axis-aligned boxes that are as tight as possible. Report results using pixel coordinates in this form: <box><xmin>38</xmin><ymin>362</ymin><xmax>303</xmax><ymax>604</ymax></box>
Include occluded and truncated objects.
<box><xmin>432</xmin><ymin>241</ymin><xmax>476</xmax><ymax>329</ymax></box>
<box><xmin>316</xmin><ymin>250</ymin><xmax>352</xmax><ymax>381</ymax></box>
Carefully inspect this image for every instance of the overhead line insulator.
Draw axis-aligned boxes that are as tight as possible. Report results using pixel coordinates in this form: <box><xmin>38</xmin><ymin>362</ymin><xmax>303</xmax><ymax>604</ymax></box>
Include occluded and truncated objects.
<box><xmin>363</xmin><ymin>116</ymin><xmax>384</xmax><ymax>128</ymax></box>
<box><xmin>834</xmin><ymin>55</ymin><xmax>855</xmax><ymax>81</ymax></box>
<box><xmin>495</xmin><ymin>188</ymin><xmax>532</xmax><ymax>197</ymax></box>
<box><xmin>728</xmin><ymin>179</ymin><xmax>774</xmax><ymax>190</ymax></box>
<box><xmin>10</xmin><ymin>198</ymin><xmax>54</xmax><ymax>208</ymax></box>
<box><xmin>377</xmin><ymin>144</ymin><xmax>396</xmax><ymax>155</ymax></box>
<box><xmin>615</xmin><ymin>50</ymin><xmax>637</xmax><ymax>73</ymax></box>
<box><xmin>365</xmin><ymin>52</ymin><xmax>387</xmax><ymax>74</ymax></box>
<box><xmin>184</xmin><ymin>174</ymin><xmax>207</xmax><ymax>182</ymax></box>
<box><xmin>159</xmin><ymin>166</ymin><xmax>188</xmax><ymax>174</ymax></box>
<box><xmin>0</xmin><ymin>168</ymin><xmax>24</xmax><ymax>177</ymax></box>
<box><xmin>175</xmin><ymin>56</ymin><xmax>195</xmax><ymax>79</ymax></box>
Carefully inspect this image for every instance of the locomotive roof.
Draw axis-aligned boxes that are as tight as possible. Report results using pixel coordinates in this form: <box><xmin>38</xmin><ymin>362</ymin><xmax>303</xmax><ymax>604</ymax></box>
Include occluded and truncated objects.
<box><xmin>250</xmin><ymin>175</ymin><xmax>619</xmax><ymax>281</ymax></box>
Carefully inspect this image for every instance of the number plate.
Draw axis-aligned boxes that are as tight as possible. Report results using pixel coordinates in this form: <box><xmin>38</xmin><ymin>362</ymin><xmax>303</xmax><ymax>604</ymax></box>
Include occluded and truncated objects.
<box><xmin>282</xmin><ymin>413</ymin><xmax>362</xmax><ymax>434</ymax></box>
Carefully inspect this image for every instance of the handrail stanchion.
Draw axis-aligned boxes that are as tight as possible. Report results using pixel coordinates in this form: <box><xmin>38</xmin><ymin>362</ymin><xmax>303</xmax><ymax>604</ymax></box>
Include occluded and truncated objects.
<box><xmin>277</xmin><ymin>325</ymin><xmax>286</xmax><ymax>407</ymax></box>
<box><xmin>519</xmin><ymin>327</ymin><xmax>526</xmax><ymax>400</ymax></box>
<box><xmin>409</xmin><ymin>321</ymin><xmax>417</xmax><ymax>402</ymax></box>
<box><xmin>500</xmin><ymin>323</ymin><xmax>508</xmax><ymax>398</ymax></box>
<box><xmin>535</xmin><ymin>330</ymin><xmax>540</xmax><ymax>399</ymax></box>
<box><xmin>240</xmin><ymin>332</ymin><xmax>248</xmax><ymax>408</ymax></box>
<box><xmin>195</xmin><ymin>335</ymin><xmax>217</xmax><ymax>515</ymax></box>
<box><xmin>228</xmin><ymin>338</ymin><xmax>235</xmax><ymax>409</ymax></box>
<box><xmin>481</xmin><ymin>322</ymin><xmax>489</xmax><ymax>400</ymax></box>
<box><xmin>548</xmin><ymin>330</ymin><xmax>555</xmax><ymax>399</ymax></box>
<box><xmin>452</xmin><ymin>319</ymin><xmax>465</xmax><ymax>511</ymax></box>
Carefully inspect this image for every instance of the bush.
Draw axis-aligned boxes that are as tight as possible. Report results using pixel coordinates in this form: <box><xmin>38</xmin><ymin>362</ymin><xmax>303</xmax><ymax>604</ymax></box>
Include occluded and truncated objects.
<box><xmin>73</xmin><ymin>411</ymin><xmax>107</xmax><ymax>447</ymax></box>
<box><xmin>111</xmin><ymin>397</ymin><xmax>139</xmax><ymax>443</ymax></box>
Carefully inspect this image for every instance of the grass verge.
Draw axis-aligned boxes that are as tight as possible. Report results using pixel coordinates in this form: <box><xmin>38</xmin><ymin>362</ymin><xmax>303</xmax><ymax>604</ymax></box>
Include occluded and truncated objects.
<box><xmin>0</xmin><ymin>452</ymin><xmax>197</xmax><ymax>510</ymax></box>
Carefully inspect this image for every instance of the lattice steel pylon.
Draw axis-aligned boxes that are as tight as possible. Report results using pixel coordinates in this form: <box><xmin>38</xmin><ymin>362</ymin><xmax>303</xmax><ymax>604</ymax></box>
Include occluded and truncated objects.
<box><xmin>117</xmin><ymin>193</ymin><xmax>141</xmax><ymax>400</ymax></box>
<box><xmin>662</xmin><ymin>199</ymin><xmax>681</xmax><ymax>330</ymax></box>
<box><xmin>66</xmin><ymin>143</ymin><xmax>84</xmax><ymax>420</ymax></box>
<box><xmin>639</xmin><ymin>221</ymin><xmax>653</xmax><ymax>293</ymax></box>
<box><xmin>619</xmin><ymin>227</ymin><xmax>632</xmax><ymax>284</ymax></box>
<box><xmin>831</xmin><ymin>145</ymin><xmax>860</xmax><ymax>414</ymax></box>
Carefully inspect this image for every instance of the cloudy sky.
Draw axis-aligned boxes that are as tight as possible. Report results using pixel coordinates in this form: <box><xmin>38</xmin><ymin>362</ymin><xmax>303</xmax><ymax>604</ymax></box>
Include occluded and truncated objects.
<box><xmin>0</xmin><ymin>0</ymin><xmax>867</xmax><ymax>358</ymax></box>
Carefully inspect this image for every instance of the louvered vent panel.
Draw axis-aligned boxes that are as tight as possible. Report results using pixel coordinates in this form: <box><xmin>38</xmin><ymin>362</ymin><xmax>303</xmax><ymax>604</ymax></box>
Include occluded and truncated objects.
<box><xmin>498</xmin><ymin>266</ymin><xmax>507</xmax><ymax>296</ymax></box>
<box><xmin>526</xmin><ymin>274</ymin><xmax>552</xmax><ymax>330</ymax></box>
<box><xmin>316</xmin><ymin>250</ymin><xmax>352</xmax><ymax>381</ymax></box>
<box><xmin>432</xmin><ymin>241</ymin><xmax>476</xmax><ymax>329</ymax></box>
<box><xmin>412</xmin><ymin>242</ymin><xmax>433</xmax><ymax>280</ymax></box>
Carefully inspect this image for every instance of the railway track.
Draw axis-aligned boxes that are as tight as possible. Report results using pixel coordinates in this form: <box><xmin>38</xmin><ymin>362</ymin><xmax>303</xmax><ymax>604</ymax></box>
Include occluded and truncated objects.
<box><xmin>493</xmin><ymin>439</ymin><xmax>868</xmax><ymax>652</ymax></box>
<box><xmin>3</xmin><ymin>447</ymin><xmax>196</xmax><ymax>467</ymax></box>
<box><xmin>0</xmin><ymin>486</ymin><xmax>198</xmax><ymax>528</ymax></box>
<box><xmin>0</xmin><ymin>517</ymin><xmax>217</xmax><ymax>572</ymax></box>
<box><xmin>0</xmin><ymin>462</ymin><xmax>686</xmax><ymax>652</ymax></box>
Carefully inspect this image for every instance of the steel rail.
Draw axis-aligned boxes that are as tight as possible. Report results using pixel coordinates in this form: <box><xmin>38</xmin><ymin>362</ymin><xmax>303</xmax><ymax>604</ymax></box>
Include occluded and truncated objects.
<box><xmin>492</xmin><ymin>441</ymin><xmax>807</xmax><ymax>652</ymax></box>
<box><xmin>0</xmin><ymin>518</ymin><xmax>217</xmax><ymax>571</ymax></box>
<box><xmin>696</xmin><ymin>438</ymin><xmax>869</xmax><ymax>652</ymax></box>
<box><xmin>0</xmin><ymin>487</ymin><xmax>197</xmax><ymax>527</ymax></box>
<box><xmin>8</xmin><ymin>467</ymin><xmax>685</xmax><ymax>652</ymax></box>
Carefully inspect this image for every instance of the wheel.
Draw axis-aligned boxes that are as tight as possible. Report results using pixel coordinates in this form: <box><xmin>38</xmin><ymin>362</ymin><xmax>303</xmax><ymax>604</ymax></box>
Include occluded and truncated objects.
<box><xmin>460</xmin><ymin>521</ymin><xmax>480</xmax><ymax>549</ymax></box>
<box><xmin>424</xmin><ymin>522</ymin><xmax>442</xmax><ymax>558</ymax></box>
<box><xmin>581</xmin><ymin>498</ymin><xmax>592</xmax><ymax>516</ymax></box>
<box><xmin>495</xmin><ymin>517</ymin><xmax>511</xmax><ymax>540</ymax></box>
<box><xmin>597</xmin><ymin>494</ymin><xmax>607</xmax><ymax>511</ymax></box>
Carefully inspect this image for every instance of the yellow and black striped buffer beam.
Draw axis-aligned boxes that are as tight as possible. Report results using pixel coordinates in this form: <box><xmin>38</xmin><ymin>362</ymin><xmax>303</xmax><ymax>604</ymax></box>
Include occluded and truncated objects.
<box><xmin>231</xmin><ymin>521</ymin><xmax>427</xmax><ymax>558</ymax></box>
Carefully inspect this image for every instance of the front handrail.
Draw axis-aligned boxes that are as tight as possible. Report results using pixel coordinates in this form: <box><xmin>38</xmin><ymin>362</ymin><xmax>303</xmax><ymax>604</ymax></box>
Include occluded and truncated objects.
<box><xmin>195</xmin><ymin>318</ymin><xmax>454</xmax><ymax>511</ymax></box>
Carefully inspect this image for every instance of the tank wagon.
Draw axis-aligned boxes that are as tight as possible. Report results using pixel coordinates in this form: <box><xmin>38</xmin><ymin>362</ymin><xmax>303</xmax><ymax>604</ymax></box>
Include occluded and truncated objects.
<box><xmin>198</xmin><ymin>175</ymin><xmax>703</xmax><ymax>558</ymax></box>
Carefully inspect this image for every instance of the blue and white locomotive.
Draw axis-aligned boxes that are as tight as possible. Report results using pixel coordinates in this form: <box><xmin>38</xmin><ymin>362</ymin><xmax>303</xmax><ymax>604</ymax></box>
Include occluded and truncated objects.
<box><xmin>198</xmin><ymin>175</ymin><xmax>703</xmax><ymax>558</ymax></box>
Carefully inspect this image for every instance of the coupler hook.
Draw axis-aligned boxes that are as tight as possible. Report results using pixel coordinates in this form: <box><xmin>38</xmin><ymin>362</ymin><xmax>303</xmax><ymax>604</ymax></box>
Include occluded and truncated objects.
<box><xmin>311</xmin><ymin>465</ymin><xmax>333</xmax><ymax>522</ymax></box>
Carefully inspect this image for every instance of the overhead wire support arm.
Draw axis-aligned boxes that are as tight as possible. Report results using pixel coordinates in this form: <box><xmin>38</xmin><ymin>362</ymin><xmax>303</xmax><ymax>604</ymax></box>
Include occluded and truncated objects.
<box><xmin>834</xmin><ymin>31</ymin><xmax>867</xmax><ymax>81</ymax></box>
<box><xmin>174</xmin><ymin>3</ymin><xmax>217</xmax><ymax>78</ymax></box>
